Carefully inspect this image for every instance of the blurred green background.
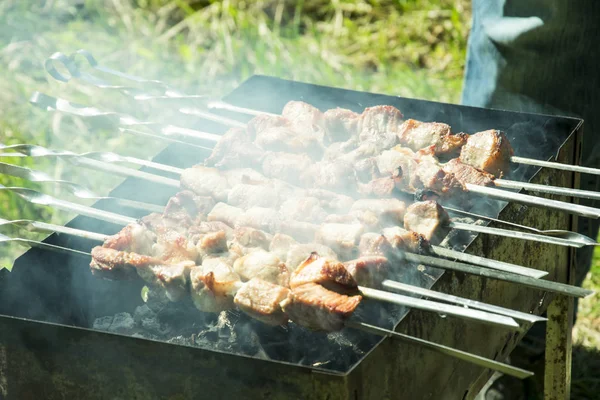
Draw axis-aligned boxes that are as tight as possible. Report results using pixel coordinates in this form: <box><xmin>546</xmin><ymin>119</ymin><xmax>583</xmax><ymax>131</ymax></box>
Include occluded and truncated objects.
<box><xmin>0</xmin><ymin>1</ymin><xmax>597</xmax><ymax>398</ymax></box>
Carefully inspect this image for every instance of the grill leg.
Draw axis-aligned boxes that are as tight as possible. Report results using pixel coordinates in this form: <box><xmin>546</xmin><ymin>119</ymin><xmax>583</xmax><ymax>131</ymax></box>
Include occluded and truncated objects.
<box><xmin>544</xmin><ymin>295</ymin><xmax>574</xmax><ymax>400</ymax></box>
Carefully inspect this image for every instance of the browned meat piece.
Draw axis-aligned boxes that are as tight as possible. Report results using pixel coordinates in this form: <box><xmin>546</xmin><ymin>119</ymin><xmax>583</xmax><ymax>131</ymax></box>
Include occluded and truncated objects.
<box><xmin>354</xmin><ymin>156</ymin><xmax>380</xmax><ymax>183</ymax></box>
<box><xmin>101</xmin><ymin>222</ymin><xmax>155</xmax><ymax>254</ymax></box>
<box><xmin>325</xmin><ymin>210</ymin><xmax>379</xmax><ymax>232</ymax></box>
<box><xmin>344</xmin><ymin>256</ymin><xmax>390</xmax><ymax>288</ymax></box>
<box><xmin>207</xmin><ymin>202</ymin><xmax>245</xmax><ymax>229</ymax></box>
<box><xmin>382</xmin><ymin>226</ymin><xmax>431</xmax><ymax>254</ymax></box>
<box><xmin>136</xmin><ymin>260</ymin><xmax>195</xmax><ymax>302</ymax></box>
<box><xmin>181</xmin><ymin>166</ymin><xmax>231</xmax><ymax>202</ymax></box>
<box><xmin>323</xmin><ymin>108</ymin><xmax>360</xmax><ymax>142</ymax></box>
<box><xmin>290</xmin><ymin>253</ymin><xmax>357</xmax><ymax>292</ymax></box>
<box><xmin>195</xmin><ymin>230</ymin><xmax>228</xmax><ymax>259</ymax></box>
<box><xmin>357</xmin><ymin>176</ymin><xmax>396</xmax><ymax>198</ymax></box>
<box><xmin>279</xmin><ymin>197</ymin><xmax>328</xmax><ymax>223</ymax></box>
<box><xmin>247</xmin><ymin>114</ymin><xmax>290</xmax><ymax>140</ymax></box>
<box><xmin>278</xmin><ymin>220</ymin><xmax>319</xmax><ymax>243</ymax></box>
<box><xmin>301</xmin><ymin>160</ymin><xmax>358</xmax><ymax>192</ymax></box>
<box><xmin>460</xmin><ymin>130</ymin><xmax>514</xmax><ymax>177</ymax></box>
<box><xmin>280</xmin><ymin>282</ymin><xmax>362</xmax><ymax>331</ymax></box>
<box><xmin>151</xmin><ymin>229</ymin><xmax>198</xmax><ymax>263</ymax></box>
<box><xmin>376</xmin><ymin>149</ymin><xmax>411</xmax><ymax>175</ymax></box>
<box><xmin>397</xmin><ymin>119</ymin><xmax>467</xmax><ymax>155</ymax></box>
<box><xmin>413</xmin><ymin>156</ymin><xmax>465</xmax><ymax>198</ymax></box>
<box><xmin>223</xmin><ymin>168</ymin><xmax>270</xmax><ymax>187</ymax></box>
<box><xmin>190</xmin><ymin>258</ymin><xmax>241</xmax><ymax>313</ymax></box>
<box><xmin>337</xmin><ymin>142</ymin><xmax>382</xmax><ymax>164</ymax></box>
<box><xmin>443</xmin><ymin>159</ymin><xmax>495</xmax><ymax>187</ymax></box>
<box><xmin>315</xmin><ymin>223</ymin><xmax>364</xmax><ymax>260</ymax></box>
<box><xmin>351</xmin><ymin>198</ymin><xmax>406</xmax><ymax>226</ymax></box>
<box><xmin>232</xmin><ymin>226</ymin><xmax>272</xmax><ymax>250</ymax></box>
<box><xmin>255</xmin><ymin>126</ymin><xmax>324</xmax><ymax>159</ymax></box>
<box><xmin>305</xmin><ymin>189</ymin><xmax>354</xmax><ymax>214</ymax></box>
<box><xmin>269</xmin><ymin>233</ymin><xmax>298</xmax><ymax>261</ymax></box>
<box><xmin>236</xmin><ymin>207</ymin><xmax>283</xmax><ymax>232</ymax></box>
<box><xmin>233</xmin><ymin>250</ymin><xmax>290</xmax><ymax>287</ymax></box>
<box><xmin>403</xmin><ymin>201</ymin><xmax>450</xmax><ymax>243</ymax></box>
<box><xmin>281</xmin><ymin>101</ymin><xmax>325</xmax><ymax>139</ymax></box>
<box><xmin>234</xmin><ymin>278</ymin><xmax>291</xmax><ymax>326</ymax></box>
<box><xmin>357</xmin><ymin>105</ymin><xmax>402</xmax><ymax>151</ymax></box>
<box><xmin>188</xmin><ymin>221</ymin><xmax>234</xmax><ymax>241</ymax></box>
<box><xmin>163</xmin><ymin>191</ymin><xmax>215</xmax><ymax>222</ymax></box>
<box><xmin>323</xmin><ymin>138</ymin><xmax>359</xmax><ymax>161</ymax></box>
<box><xmin>361</xmin><ymin>231</ymin><xmax>398</xmax><ymax>258</ymax></box>
<box><xmin>90</xmin><ymin>246</ymin><xmax>153</xmax><ymax>280</ymax></box>
<box><xmin>204</xmin><ymin>128</ymin><xmax>249</xmax><ymax>167</ymax></box>
<box><xmin>262</xmin><ymin>152</ymin><xmax>313</xmax><ymax>185</ymax></box>
<box><xmin>285</xmin><ymin>243</ymin><xmax>338</xmax><ymax>271</ymax></box>
<box><xmin>227</xmin><ymin>183</ymin><xmax>282</xmax><ymax>210</ymax></box>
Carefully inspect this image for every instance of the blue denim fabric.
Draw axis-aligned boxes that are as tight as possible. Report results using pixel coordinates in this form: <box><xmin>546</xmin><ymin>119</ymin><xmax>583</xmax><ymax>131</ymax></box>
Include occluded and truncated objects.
<box><xmin>462</xmin><ymin>1</ymin><xmax>600</xmax><ymax>290</ymax></box>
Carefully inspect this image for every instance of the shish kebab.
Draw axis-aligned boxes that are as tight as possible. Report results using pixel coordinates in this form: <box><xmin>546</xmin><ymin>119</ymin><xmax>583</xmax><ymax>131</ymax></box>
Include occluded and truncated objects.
<box><xmin>43</xmin><ymin>48</ymin><xmax>600</xmax><ymax>178</ymax></box>
<box><xmin>3</xmin><ymin>143</ymin><xmax>597</xmax><ymax>248</ymax></box>
<box><xmin>0</xmin><ymin>148</ymin><xmax>593</xmax><ymax>255</ymax></box>
<box><xmin>29</xmin><ymin>92</ymin><xmax>600</xmax><ymax>211</ymax></box>
<box><xmin>0</xmin><ymin>183</ymin><xmax>592</xmax><ymax>299</ymax></box>
<box><xmin>0</xmin><ymin>233</ymin><xmax>533</xmax><ymax>380</ymax></box>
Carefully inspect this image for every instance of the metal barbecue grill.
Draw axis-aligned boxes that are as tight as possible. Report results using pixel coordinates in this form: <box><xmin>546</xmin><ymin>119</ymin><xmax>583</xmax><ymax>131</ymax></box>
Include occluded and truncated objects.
<box><xmin>0</xmin><ymin>64</ymin><xmax>589</xmax><ymax>400</ymax></box>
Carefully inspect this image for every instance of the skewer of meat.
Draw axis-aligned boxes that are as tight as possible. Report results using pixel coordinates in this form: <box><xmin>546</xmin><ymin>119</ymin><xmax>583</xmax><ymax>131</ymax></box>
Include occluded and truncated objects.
<box><xmin>0</xmin><ymin>224</ymin><xmax>534</xmax><ymax>379</ymax></box>
<box><xmin>4</xmin><ymin>141</ymin><xmax>599</xmax><ymax>243</ymax></box>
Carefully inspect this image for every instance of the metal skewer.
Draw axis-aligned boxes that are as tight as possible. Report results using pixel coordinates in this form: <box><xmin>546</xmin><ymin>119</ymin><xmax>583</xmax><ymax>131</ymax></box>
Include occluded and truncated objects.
<box><xmin>348</xmin><ymin>321</ymin><xmax>533</xmax><ymax>379</ymax></box>
<box><xmin>381</xmin><ymin>280</ymin><xmax>545</xmax><ymax>323</ymax></box>
<box><xmin>0</xmin><ymin>185</ymin><xmax>135</xmax><ymax>226</ymax></box>
<box><xmin>0</xmin><ymin>232</ymin><xmax>91</xmax><ymax>258</ymax></box>
<box><xmin>0</xmin><ymin>162</ymin><xmax>164</xmax><ymax>213</ymax></box>
<box><xmin>0</xmin><ymin>218</ymin><xmax>109</xmax><ymax>242</ymax></box>
<box><xmin>44</xmin><ymin>49</ymin><xmax>600</xmax><ymax>180</ymax></box>
<box><xmin>1</xmin><ymin>143</ymin><xmax>592</xmax><ymax>252</ymax></box>
<box><xmin>3</xmin><ymin>183</ymin><xmax>590</xmax><ymax>298</ymax></box>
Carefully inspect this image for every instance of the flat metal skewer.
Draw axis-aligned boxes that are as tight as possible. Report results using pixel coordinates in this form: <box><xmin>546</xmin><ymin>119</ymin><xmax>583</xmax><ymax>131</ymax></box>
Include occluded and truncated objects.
<box><xmin>381</xmin><ymin>280</ymin><xmax>545</xmax><ymax>323</ymax></box>
<box><xmin>511</xmin><ymin>155</ymin><xmax>600</xmax><ymax>177</ymax></box>
<box><xmin>0</xmin><ymin>218</ymin><xmax>109</xmax><ymax>242</ymax></box>
<box><xmin>0</xmin><ymin>184</ymin><xmax>136</xmax><ymax>226</ymax></box>
<box><xmin>0</xmin><ymin>162</ymin><xmax>164</xmax><ymax>213</ymax></box>
<box><xmin>348</xmin><ymin>321</ymin><xmax>533</xmax><ymax>379</ymax></box>
<box><xmin>404</xmin><ymin>253</ymin><xmax>594</xmax><ymax>298</ymax></box>
<box><xmin>0</xmin><ymin>232</ymin><xmax>91</xmax><ymax>258</ymax></box>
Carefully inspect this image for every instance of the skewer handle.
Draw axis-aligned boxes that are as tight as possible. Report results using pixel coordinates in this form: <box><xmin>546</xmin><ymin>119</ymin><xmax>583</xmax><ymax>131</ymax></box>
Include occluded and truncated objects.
<box><xmin>512</xmin><ymin>156</ymin><xmax>600</xmax><ymax>176</ymax></box>
<box><xmin>495</xmin><ymin>178</ymin><xmax>600</xmax><ymax>201</ymax></box>
<box><xmin>0</xmin><ymin>233</ymin><xmax>91</xmax><ymax>258</ymax></box>
<box><xmin>465</xmin><ymin>183</ymin><xmax>600</xmax><ymax>219</ymax></box>
<box><xmin>381</xmin><ymin>279</ymin><xmax>545</xmax><ymax>323</ymax></box>
<box><xmin>348</xmin><ymin>321</ymin><xmax>534</xmax><ymax>379</ymax></box>
<box><xmin>358</xmin><ymin>286</ymin><xmax>520</xmax><ymax>330</ymax></box>
<box><xmin>0</xmin><ymin>218</ymin><xmax>109</xmax><ymax>242</ymax></box>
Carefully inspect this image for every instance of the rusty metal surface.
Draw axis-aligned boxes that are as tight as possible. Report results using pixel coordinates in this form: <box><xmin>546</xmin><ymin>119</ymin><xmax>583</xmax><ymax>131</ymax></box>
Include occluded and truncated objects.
<box><xmin>0</xmin><ymin>76</ymin><xmax>583</xmax><ymax>399</ymax></box>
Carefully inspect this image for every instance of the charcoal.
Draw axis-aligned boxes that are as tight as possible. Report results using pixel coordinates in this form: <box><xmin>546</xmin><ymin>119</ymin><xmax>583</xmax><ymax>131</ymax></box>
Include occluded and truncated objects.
<box><xmin>109</xmin><ymin>312</ymin><xmax>135</xmax><ymax>333</ymax></box>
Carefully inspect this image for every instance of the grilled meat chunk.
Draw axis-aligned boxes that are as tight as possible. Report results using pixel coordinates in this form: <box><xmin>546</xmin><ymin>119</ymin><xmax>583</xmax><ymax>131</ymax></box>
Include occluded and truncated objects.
<box><xmin>188</xmin><ymin>221</ymin><xmax>234</xmax><ymax>241</ymax></box>
<box><xmin>150</xmin><ymin>229</ymin><xmax>198</xmax><ymax>263</ymax></box>
<box><xmin>205</xmin><ymin>127</ymin><xmax>249</xmax><ymax>167</ymax></box>
<box><xmin>136</xmin><ymin>260</ymin><xmax>195</xmax><ymax>302</ymax></box>
<box><xmin>194</xmin><ymin>230</ymin><xmax>229</xmax><ymax>260</ymax></box>
<box><xmin>358</xmin><ymin>176</ymin><xmax>396</xmax><ymax>198</ymax></box>
<box><xmin>344</xmin><ymin>256</ymin><xmax>390</xmax><ymax>288</ymax></box>
<box><xmin>403</xmin><ymin>201</ymin><xmax>450</xmax><ymax>243</ymax></box>
<box><xmin>285</xmin><ymin>243</ymin><xmax>338</xmax><ymax>271</ymax></box>
<box><xmin>442</xmin><ymin>159</ymin><xmax>495</xmax><ymax>187</ymax></box>
<box><xmin>262</xmin><ymin>152</ymin><xmax>313</xmax><ymax>185</ymax></box>
<box><xmin>207</xmin><ymin>202</ymin><xmax>245</xmax><ymax>228</ymax></box>
<box><xmin>278</xmin><ymin>220</ymin><xmax>320</xmax><ymax>243</ymax></box>
<box><xmin>397</xmin><ymin>119</ymin><xmax>466</xmax><ymax>155</ymax></box>
<box><xmin>102</xmin><ymin>222</ymin><xmax>155</xmax><ymax>254</ymax></box>
<box><xmin>237</xmin><ymin>207</ymin><xmax>283</xmax><ymax>232</ymax></box>
<box><xmin>163</xmin><ymin>191</ymin><xmax>215</xmax><ymax>222</ymax></box>
<box><xmin>323</xmin><ymin>138</ymin><xmax>359</xmax><ymax>161</ymax></box>
<box><xmin>234</xmin><ymin>278</ymin><xmax>291</xmax><ymax>326</ymax></box>
<box><xmin>316</xmin><ymin>223</ymin><xmax>364</xmax><ymax>260</ymax></box>
<box><xmin>351</xmin><ymin>198</ymin><xmax>406</xmax><ymax>227</ymax></box>
<box><xmin>231</xmin><ymin>226</ymin><xmax>272</xmax><ymax>251</ymax></box>
<box><xmin>227</xmin><ymin>183</ymin><xmax>282</xmax><ymax>210</ymax></box>
<box><xmin>460</xmin><ymin>129</ymin><xmax>514</xmax><ymax>177</ymax></box>
<box><xmin>233</xmin><ymin>250</ymin><xmax>290</xmax><ymax>287</ymax></box>
<box><xmin>382</xmin><ymin>226</ymin><xmax>431</xmax><ymax>254</ymax></box>
<box><xmin>255</xmin><ymin>126</ymin><xmax>324</xmax><ymax>158</ymax></box>
<box><xmin>269</xmin><ymin>233</ymin><xmax>298</xmax><ymax>261</ymax></box>
<box><xmin>301</xmin><ymin>160</ymin><xmax>358</xmax><ymax>193</ymax></box>
<box><xmin>305</xmin><ymin>189</ymin><xmax>354</xmax><ymax>214</ymax></box>
<box><xmin>281</xmin><ymin>282</ymin><xmax>362</xmax><ymax>331</ymax></box>
<box><xmin>190</xmin><ymin>258</ymin><xmax>241</xmax><ymax>313</ymax></box>
<box><xmin>357</xmin><ymin>105</ymin><xmax>403</xmax><ymax>151</ymax></box>
<box><xmin>279</xmin><ymin>197</ymin><xmax>328</xmax><ymax>223</ymax></box>
<box><xmin>290</xmin><ymin>253</ymin><xmax>357</xmax><ymax>292</ymax></box>
<box><xmin>181</xmin><ymin>166</ymin><xmax>231</xmax><ymax>201</ymax></box>
<box><xmin>90</xmin><ymin>246</ymin><xmax>153</xmax><ymax>280</ymax></box>
<box><xmin>323</xmin><ymin>108</ymin><xmax>360</xmax><ymax>142</ymax></box>
<box><xmin>247</xmin><ymin>114</ymin><xmax>290</xmax><ymax>140</ymax></box>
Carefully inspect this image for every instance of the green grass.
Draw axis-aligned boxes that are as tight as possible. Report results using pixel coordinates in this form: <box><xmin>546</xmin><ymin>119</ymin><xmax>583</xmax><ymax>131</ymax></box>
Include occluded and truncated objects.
<box><xmin>0</xmin><ymin>1</ymin><xmax>597</xmax><ymax>397</ymax></box>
